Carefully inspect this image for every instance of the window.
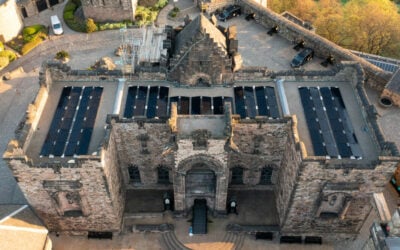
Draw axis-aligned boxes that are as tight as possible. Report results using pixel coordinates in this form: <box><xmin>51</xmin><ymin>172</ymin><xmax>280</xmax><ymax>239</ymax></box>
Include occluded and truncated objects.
<box><xmin>128</xmin><ymin>165</ymin><xmax>141</xmax><ymax>183</ymax></box>
<box><xmin>259</xmin><ymin>166</ymin><xmax>273</xmax><ymax>185</ymax></box>
<box><xmin>158</xmin><ymin>166</ymin><xmax>170</xmax><ymax>184</ymax></box>
<box><xmin>230</xmin><ymin>167</ymin><xmax>243</xmax><ymax>184</ymax></box>
<box><xmin>56</xmin><ymin>191</ymin><xmax>83</xmax><ymax>217</ymax></box>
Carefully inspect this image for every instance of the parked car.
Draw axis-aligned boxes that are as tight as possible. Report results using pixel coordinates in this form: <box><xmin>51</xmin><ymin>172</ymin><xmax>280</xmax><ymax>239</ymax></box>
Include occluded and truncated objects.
<box><xmin>291</xmin><ymin>48</ymin><xmax>314</xmax><ymax>68</ymax></box>
<box><xmin>50</xmin><ymin>15</ymin><xmax>63</xmax><ymax>35</ymax></box>
<box><xmin>218</xmin><ymin>5</ymin><xmax>241</xmax><ymax>22</ymax></box>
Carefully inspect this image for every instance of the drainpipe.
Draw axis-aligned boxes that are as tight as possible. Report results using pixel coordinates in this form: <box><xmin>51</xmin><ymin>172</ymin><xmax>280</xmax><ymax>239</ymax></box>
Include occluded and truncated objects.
<box><xmin>275</xmin><ymin>78</ymin><xmax>290</xmax><ymax>116</ymax></box>
<box><xmin>113</xmin><ymin>78</ymin><xmax>125</xmax><ymax>115</ymax></box>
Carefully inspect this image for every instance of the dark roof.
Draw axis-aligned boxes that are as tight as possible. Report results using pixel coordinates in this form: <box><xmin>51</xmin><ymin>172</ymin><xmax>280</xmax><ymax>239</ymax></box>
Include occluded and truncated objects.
<box><xmin>351</xmin><ymin>50</ymin><xmax>400</xmax><ymax>73</ymax></box>
<box><xmin>386</xmin><ymin>68</ymin><xmax>400</xmax><ymax>93</ymax></box>
<box><xmin>174</xmin><ymin>14</ymin><xmax>227</xmax><ymax>55</ymax></box>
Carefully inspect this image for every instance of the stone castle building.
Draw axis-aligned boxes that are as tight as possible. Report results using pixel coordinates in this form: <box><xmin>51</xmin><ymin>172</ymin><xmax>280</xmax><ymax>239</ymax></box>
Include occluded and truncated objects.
<box><xmin>4</xmin><ymin>1</ymin><xmax>400</xmax><ymax>244</ymax></box>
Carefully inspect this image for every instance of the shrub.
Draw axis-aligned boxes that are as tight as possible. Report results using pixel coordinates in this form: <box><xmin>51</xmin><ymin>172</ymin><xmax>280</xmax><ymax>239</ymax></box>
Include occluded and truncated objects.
<box><xmin>154</xmin><ymin>0</ymin><xmax>168</xmax><ymax>9</ymax></box>
<box><xmin>23</xmin><ymin>24</ymin><xmax>43</xmax><ymax>36</ymax></box>
<box><xmin>21</xmin><ymin>38</ymin><xmax>43</xmax><ymax>55</ymax></box>
<box><xmin>86</xmin><ymin>18</ymin><xmax>98</xmax><ymax>33</ymax></box>
<box><xmin>0</xmin><ymin>56</ymin><xmax>9</xmax><ymax>68</ymax></box>
<box><xmin>63</xmin><ymin>10</ymin><xmax>74</xmax><ymax>20</ymax></box>
<box><xmin>0</xmin><ymin>50</ymin><xmax>17</xmax><ymax>62</ymax></box>
<box><xmin>55</xmin><ymin>50</ymin><xmax>69</xmax><ymax>60</ymax></box>
<box><xmin>0</xmin><ymin>42</ymin><xmax>3</xmax><ymax>51</ymax></box>
<box><xmin>23</xmin><ymin>25</ymin><xmax>47</xmax><ymax>43</ymax></box>
<box><xmin>64</xmin><ymin>2</ymin><xmax>77</xmax><ymax>12</ymax></box>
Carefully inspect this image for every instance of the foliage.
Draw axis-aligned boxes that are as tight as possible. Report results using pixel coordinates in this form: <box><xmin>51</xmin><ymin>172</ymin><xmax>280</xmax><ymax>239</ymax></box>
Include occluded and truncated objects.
<box><xmin>135</xmin><ymin>6</ymin><xmax>158</xmax><ymax>26</ymax></box>
<box><xmin>0</xmin><ymin>56</ymin><xmax>9</xmax><ymax>69</ymax></box>
<box><xmin>154</xmin><ymin>0</ymin><xmax>168</xmax><ymax>9</ymax></box>
<box><xmin>98</xmin><ymin>22</ymin><xmax>130</xmax><ymax>31</ymax></box>
<box><xmin>169</xmin><ymin>7</ymin><xmax>180</xmax><ymax>18</ymax></box>
<box><xmin>21</xmin><ymin>37</ymin><xmax>43</xmax><ymax>55</ymax></box>
<box><xmin>63</xmin><ymin>0</ymin><xmax>86</xmax><ymax>32</ymax></box>
<box><xmin>64</xmin><ymin>2</ymin><xmax>77</xmax><ymax>12</ymax></box>
<box><xmin>0</xmin><ymin>41</ymin><xmax>3</xmax><ymax>51</ymax></box>
<box><xmin>85</xmin><ymin>18</ymin><xmax>98</xmax><ymax>33</ymax></box>
<box><xmin>269</xmin><ymin>0</ymin><xmax>400</xmax><ymax>58</ymax></box>
<box><xmin>22</xmin><ymin>25</ymin><xmax>47</xmax><ymax>43</ymax></box>
<box><xmin>55</xmin><ymin>50</ymin><xmax>70</xmax><ymax>60</ymax></box>
<box><xmin>0</xmin><ymin>50</ymin><xmax>17</xmax><ymax>62</ymax></box>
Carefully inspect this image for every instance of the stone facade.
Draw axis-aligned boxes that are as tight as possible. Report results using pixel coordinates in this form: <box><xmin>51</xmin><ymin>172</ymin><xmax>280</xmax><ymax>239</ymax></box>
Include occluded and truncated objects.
<box><xmin>5</xmin><ymin>157</ymin><xmax>123</xmax><ymax>234</ymax></box>
<box><xmin>3</xmin><ymin>6</ymin><xmax>400</xmax><ymax>243</ymax></box>
<box><xmin>17</xmin><ymin>0</ymin><xmax>64</xmax><ymax>19</ymax></box>
<box><xmin>81</xmin><ymin>0</ymin><xmax>137</xmax><ymax>22</ymax></box>
<box><xmin>167</xmin><ymin>14</ymin><xmax>239</xmax><ymax>85</ymax></box>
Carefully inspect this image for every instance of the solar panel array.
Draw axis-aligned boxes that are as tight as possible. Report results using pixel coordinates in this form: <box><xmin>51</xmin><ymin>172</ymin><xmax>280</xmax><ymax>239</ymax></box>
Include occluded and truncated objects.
<box><xmin>124</xmin><ymin>86</ymin><xmax>169</xmax><ymax>118</ymax></box>
<box><xmin>299</xmin><ymin>86</ymin><xmax>362</xmax><ymax>158</ymax></box>
<box><xmin>234</xmin><ymin>86</ymin><xmax>280</xmax><ymax>118</ymax></box>
<box><xmin>41</xmin><ymin>86</ymin><xmax>103</xmax><ymax>157</ymax></box>
<box><xmin>123</xmin><ymin>86</ymin><xmax>280</xmax><ymax>118</ymax></box>
<box><xmin>169</xmin><ymin>96</ymin><xmax>233</xmax><ymax>115</ymax></box>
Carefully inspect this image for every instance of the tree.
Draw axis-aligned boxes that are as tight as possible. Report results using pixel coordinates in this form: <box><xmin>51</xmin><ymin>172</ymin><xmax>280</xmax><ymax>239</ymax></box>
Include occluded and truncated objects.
<box><xmin>85</xmin><ymin>18</ymin><xmax>98</xmax><ymax>33</ymax></box>
<box><xmin>342</xmin><ymin>0</ymin><xmax>400</xmax><ymax>56</ymax></box>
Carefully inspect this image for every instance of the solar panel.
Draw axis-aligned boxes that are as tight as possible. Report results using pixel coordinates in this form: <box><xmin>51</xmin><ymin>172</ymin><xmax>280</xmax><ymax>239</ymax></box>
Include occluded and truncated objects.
<box><xmin>124</xmin><ymin>86</ymin><xmax>137</xmax><ymax>118</ymax></box>
<box><xmin>180</xmin><ymin>97</ymin><xmax>190</xmax><ymax>114</ymax></box>
<box><xmin>147</xmin><ymin>86</ymin><xmax>158</xmax><ymax>118</ymax></box>
<box><xmin>265</xmin><ymin>87</ymin><xmax>280</xmax><ymax>118</ymax></box>
<box><xmin>244</xmin><ymin>87</ymin><xmax>256</xmax><ymax>118</ymax></box>
<box><xmin>255</xmin><ymin>87</ymin><xmax>268</xmax><ymax>116</ymax></box>
<box><xmin>191</xmin><ymin>96</ymin><xmax>201</xmax><ymax>115</ymax></box>
<box><xmin>234</xmin><ymin>87</ymin><xmax>246</xmax><ymax>118</ymax></box>
<box><xmin>157</xmin><ymin>87</ymin><xmax>169</xmax><ymax>117</ymax></box>
<box><xmin>213</xmin><ymin>97</ymin><xmax>224</xmax><ymax>114</ymax></box>
<box><xmin>133</xmin><ymin>86</ymin><xmax>147</xmax><ymax>116</ymax></box>
<box><xmin>202</xmin><ymin>97</ymin><xmax>212</xmax><ymax>115</ymax></box>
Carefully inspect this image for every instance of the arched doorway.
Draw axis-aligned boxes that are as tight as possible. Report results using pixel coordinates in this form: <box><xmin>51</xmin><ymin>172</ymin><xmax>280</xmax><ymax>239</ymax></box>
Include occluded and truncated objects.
<box><xmin>185</xmin><ymin>164</ymin><xmax>216</xmax><ymax>209</ymax></box>
<box><xmin>174</xmin><ymin>154</ymin><xmax>228</xmax><ymax>214</ymax></box>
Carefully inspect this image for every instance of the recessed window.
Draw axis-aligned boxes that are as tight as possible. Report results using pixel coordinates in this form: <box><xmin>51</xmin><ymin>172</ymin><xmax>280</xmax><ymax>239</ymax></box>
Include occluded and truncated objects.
<box><xmin>230</xmin><ymin>167</ymin><xmax>244</xmax><ymax>185</ymax></box>
<box><xmin>128</xmin><ymin>165</ymin><xmax>141</xmax><ymax>183</ymax></box>
<box><xmin>158</xmin><ymin>166</ymin><xmax>170</xmax><ymax>184</ymax></box>
<box><xmin>259</xmin><ymin>166</ymin><xmax>273</xmax><ymax>185</ymax></box>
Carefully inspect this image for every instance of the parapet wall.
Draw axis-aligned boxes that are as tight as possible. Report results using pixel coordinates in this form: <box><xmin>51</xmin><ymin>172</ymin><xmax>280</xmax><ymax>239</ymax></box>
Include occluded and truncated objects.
<box><xmin>238</xmin><ymin>0</ymin><xmax>391</xmax><ymax>91</ymax></box>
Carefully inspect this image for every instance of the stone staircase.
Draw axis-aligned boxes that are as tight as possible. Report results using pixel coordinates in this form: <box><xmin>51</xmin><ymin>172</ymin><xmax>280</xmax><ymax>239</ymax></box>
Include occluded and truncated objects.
<box><xmin>221</xmin><ymin>232</ymin><xmax>245</xmax><ymax>250</ymax></box>
<box><xmin>161</xmin><ymin>231</ymin><xmax>191</xmax><ymax>250</ymax></box>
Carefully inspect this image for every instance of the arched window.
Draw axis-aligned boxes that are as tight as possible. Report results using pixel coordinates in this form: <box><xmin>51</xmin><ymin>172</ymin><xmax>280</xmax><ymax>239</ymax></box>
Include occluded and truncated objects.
<box><xmin>158</xmin><ymin>166</ymin><xmax>170</xmax><ymax>184</ymax></box>
<box><xmin>128</xmin><ymin>165</ymin><xmax>141</xmax><ymax>183</ymax></box>
<box><xmin>230</xmin><ymin>167</ymin><xmax>244</xmax><ymax>185</ymax></box>
<box><xmin>259</xmin><ymin>166</ymin><xmax>273</xmax><ymax>185</ymax></box>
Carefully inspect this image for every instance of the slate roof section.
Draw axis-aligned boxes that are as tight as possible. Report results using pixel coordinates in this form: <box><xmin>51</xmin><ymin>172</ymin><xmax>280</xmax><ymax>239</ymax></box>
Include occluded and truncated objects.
<box><xmin>174</xmin><ymin>14</ymin><xmax>227</xmax><ymax>55</ymax></box>
<box><xmin>386</xmin><ymin>68</ymin><xmax>400</xmax><ymax>93</ymax></box>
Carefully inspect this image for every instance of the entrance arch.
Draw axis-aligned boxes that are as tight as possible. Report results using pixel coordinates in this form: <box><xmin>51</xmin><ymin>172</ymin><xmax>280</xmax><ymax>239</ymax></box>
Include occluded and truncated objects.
<box><xmin>174</xmin><ymin>154</ymin><xmax>228</xmax><ymax>214</ymax></box>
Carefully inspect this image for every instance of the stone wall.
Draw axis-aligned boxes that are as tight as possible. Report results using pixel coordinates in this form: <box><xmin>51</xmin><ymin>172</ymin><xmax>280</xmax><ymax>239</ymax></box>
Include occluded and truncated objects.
<box><xmin>281</xmin><ymin>158</ymin><xmax>399</xmax><ymax>242</ymax></box>
<box><xmin>5</xmin><ymin>158</ymin><xmax>122</xmax><ymax>234</ymax></box>
<box><xmin>238</xmin><ymin>0</ymin><xmax>391</xmax><ymax>90</ymax></box>
<box><xmin>275</xmin><ymin>116</ymin><xmax>302</xmax><ymax>225</ymax></box>
<box><xmin>168</xmin><ymin>33</ymin><xmax>233</xmax><ymax>85</ymax></box>
<box><xmin>17</xmin><ymin>0</ymin><xmax>64</xmax><ymax>19</ymax></box>
<box><xmin>81</xmin><ymin>0</ymin><xmax>136</xmax><ymax>22</ymax></box>
<box><xmin>112</xmin><ymin>121</ymin><xmax>174</xmax><ymax>186</ymax></box>
<box><xmin>102</xmin><ymin>126</ymin><xmax>125</xmax><ymax>229</ymax></box>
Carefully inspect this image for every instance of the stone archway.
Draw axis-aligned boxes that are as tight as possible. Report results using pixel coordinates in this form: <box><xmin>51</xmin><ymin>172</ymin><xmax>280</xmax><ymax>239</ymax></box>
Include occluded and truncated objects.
<box><xmin>174</xmin><ymin>154</ymin><xmax>228</xmax><ymax>214</ymax></box>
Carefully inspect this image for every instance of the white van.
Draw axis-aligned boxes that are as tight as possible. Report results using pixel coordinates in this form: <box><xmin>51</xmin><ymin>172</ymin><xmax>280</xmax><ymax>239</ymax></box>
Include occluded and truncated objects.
<box><xmin>50</xmin><ymin>15</ymin><xmax>63</xmax><ymax>35</ymax></box>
